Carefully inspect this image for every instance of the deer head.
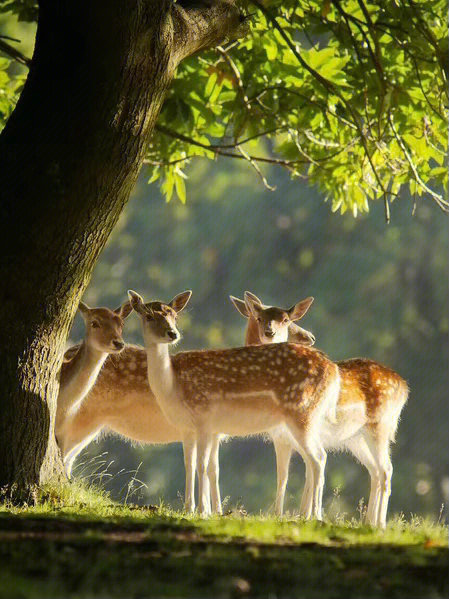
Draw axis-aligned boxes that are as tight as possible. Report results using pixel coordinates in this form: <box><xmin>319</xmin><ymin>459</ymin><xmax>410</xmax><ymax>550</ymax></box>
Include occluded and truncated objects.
<box><xmin>78</xmin><ymin>300</ymin><xmax>132</xmax><ymax>353</ymax></box>
<box><xmin>128</xmin><ymin>290</ymin><xmax>192</xmax><ymax>345</ymax></box>
<box><xmin>230</xmin><ymin>291</ymin><xmax>315</xmax><ymax>346</ymax></box>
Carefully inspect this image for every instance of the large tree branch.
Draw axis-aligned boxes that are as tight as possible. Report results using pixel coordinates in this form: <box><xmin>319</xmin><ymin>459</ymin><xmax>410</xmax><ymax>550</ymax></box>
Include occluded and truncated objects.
<box><xmin>170</xmin><ymin>0</ymin><xmax>247</xmax><ymax>63</ymax></box>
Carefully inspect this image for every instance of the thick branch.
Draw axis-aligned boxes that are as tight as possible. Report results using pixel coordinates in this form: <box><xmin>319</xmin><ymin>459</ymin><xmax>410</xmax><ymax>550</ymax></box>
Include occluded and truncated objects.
<box><xmin>171</xmin><ymin>0</ymin><xmax>247</xmax><ymax>62</ymax></box>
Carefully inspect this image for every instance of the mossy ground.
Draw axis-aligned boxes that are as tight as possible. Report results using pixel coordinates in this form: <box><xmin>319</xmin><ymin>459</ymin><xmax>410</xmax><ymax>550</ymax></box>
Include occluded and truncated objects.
<box><xmin>0</xmin><ymin>482</ymin><xmax>447</xmax><ymax>598</ymax></box>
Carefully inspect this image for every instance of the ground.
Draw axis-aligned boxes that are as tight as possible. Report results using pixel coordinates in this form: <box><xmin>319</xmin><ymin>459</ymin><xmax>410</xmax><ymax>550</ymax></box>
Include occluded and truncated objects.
<box><xmin>0</xmin><ymin>483</ymin><xmax>447</xmax><ymax>598</ymax></box>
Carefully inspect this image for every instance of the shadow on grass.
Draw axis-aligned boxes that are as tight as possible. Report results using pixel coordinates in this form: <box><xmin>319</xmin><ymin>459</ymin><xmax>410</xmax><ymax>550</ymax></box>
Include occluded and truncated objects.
<box><xmin>0</xmin><ymin>512</ymin><xmax>447</xmax><ymax>599</ymax></box>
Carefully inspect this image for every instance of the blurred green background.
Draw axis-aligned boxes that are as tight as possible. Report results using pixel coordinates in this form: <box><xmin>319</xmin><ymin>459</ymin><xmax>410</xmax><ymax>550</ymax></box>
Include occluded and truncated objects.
<box><xmin>73</xmin><ymin>156</ymin><xmax>448</xmax><ymax>520</ymax></box>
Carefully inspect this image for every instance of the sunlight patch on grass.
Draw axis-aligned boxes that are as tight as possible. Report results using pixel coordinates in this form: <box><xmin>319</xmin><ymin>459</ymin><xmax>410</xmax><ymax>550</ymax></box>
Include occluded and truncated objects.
<box><xmin>193</xmin><ymin>513</ymin><xmax>448</xmax><ymax>547</ymax></box>
<box><xmin>0</xmin><ymin>481</ymin><xmax>446</xmax><ymax>548</ymax></box>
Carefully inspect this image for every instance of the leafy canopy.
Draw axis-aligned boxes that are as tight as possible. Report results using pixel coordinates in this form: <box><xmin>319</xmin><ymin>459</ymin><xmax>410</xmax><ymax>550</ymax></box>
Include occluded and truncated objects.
<box><xmin>1</xmin><ymin>0</ymin><xmax>448</xmax><ymax>216</ymax></box>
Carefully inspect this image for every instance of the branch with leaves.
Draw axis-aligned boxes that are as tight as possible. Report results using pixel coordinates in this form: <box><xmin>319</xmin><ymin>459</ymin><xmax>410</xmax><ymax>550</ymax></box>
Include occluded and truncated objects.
<box><xmin>1</xmin><ymin>0</ymin><xmax>447</xmax><ymax>216</ymax></box>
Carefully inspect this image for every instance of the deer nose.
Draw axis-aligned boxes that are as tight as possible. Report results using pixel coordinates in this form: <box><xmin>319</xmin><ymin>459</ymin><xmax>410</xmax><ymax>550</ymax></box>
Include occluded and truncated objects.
<box><xmin>167</xmin><ymin>330</ymin><xmax>177</xmax><ymax>340</ymax></box>
<box><xmin>265</xmin><ymin>330</ymin><xmax>275</xmax><ymax>338</ymax></box>
<box><xmin>113</xmin><ymin>340</ymin><xmax>124</xmax><ymax>350</ymax></box>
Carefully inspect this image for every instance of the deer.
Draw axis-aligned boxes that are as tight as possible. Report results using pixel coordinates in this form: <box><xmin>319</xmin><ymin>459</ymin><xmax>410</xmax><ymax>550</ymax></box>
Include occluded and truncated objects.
<box><xmin>128</xmin><ymin>289</ymin><xmax>341</xmax><ymax>519</ymax></box>
<box><xmin>57</xmin><ymin>304</ymin><xmax>219</xmax><ymax>514</ymax></box>
<box><xmin>230</xmin><ymin>291</ymin><xmax>409</xmax><ymax>528</ymax></box>
<box><xmin>56</xmin><ymin>300</ymin><xmax>132</xmax><ymax>476</ymax></box>
<box><xmin>229</xmin><ymin>293</ymin><xmax>316</xmax><ymax>515</ymax></box>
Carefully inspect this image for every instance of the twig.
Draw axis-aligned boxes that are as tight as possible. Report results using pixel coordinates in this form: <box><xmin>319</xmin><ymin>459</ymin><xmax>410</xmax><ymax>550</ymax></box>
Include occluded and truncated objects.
<box><xmin>384</xmin><ymin>194</ymin><xmax>391</xmax><ymax>224</ymax></box>
<box><xmin>237</xmin><ymin>145</ymin><xmax>276</xmax><ymax>190</ymax></box>
<box><xmin>0</xmin><ymin>38</ymin><xmax>31</xmax><ymax>66</ymax></box>
<box><xmin>154</xmin><ymin>124</ymin><xmax>352</xmax><ymax>168</ymax></box>
<box><xmin>155</xmin><ymin>124</ymin><xmax>284</xmax><ymax>150</ymax></box>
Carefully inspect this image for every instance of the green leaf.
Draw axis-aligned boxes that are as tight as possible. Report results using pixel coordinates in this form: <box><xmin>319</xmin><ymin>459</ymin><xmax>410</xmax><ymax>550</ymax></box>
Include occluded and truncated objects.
<box><xmin>174</xmin><ymin>173</ymin><xmax>187</xmax><ymax>204</ymax></box>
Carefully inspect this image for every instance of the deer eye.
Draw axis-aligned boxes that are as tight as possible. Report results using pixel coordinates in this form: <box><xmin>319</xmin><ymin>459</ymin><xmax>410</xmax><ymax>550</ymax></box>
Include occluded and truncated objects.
<box><xmin>91</xmin><ymin>321</ymin><xmax>100</xmax><ymax>329</ymax></box>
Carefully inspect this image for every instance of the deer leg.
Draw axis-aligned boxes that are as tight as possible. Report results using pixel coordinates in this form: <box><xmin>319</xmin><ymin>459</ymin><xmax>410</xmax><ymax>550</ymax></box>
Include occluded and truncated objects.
<box><xmin>378</xmin><ymin>456</ymin><xmax>393</xmax><ymax>529</ymax></box>
<box><xmin>361</xmin><ymin>430</ymin><xmax>392</xmax><ymax>528</ymax></box>
<box><xmin>311</xmin><ymin>444</ymin><xmax>327</xmax><ymax>520</ymax></box>
<box><xmin>286</xmin><ymin>423</ymin><xmax>325</xmax><ymax>520</ymax></box>
<box><xmin>183</xmin><ymin>434</ymin><xmax>197</xmax><ymax>513</ymax></box>
<box><xmin>58</xmin><ymin>410</ymin><xmax>104</xmax><ymax>478</ymax></box>
<box><xmin>63</xmin><ymin>429</ymin><xmax>103</xmax><ymax>478</ymax></box>
<box><xmin>344</xmin><ymin>433</ymin><xmax>380</xmax><ymax>525</ymax></box>
<box><xmin>207</xmin><ymin>435</ymin><xmax>222</xmax><ymax>514</ymax></box>
<box><xmin>197</xmin><ymin>432</ymin><xmax>213</xmax><ymax>516</ymax></box>
<box><xmin>298</xmin><ymin>452</ymin><xmax>314</xmax><ymax>519</ymax></box>
<box><xmin>373</xmin><ymin>436</ymin><xmax>392</xmax><ymax>529</ymax></box>
<box><xmin>272</xmin><ymin>434</ymin><xmax>293</xmax><ymax>516</ymax></box>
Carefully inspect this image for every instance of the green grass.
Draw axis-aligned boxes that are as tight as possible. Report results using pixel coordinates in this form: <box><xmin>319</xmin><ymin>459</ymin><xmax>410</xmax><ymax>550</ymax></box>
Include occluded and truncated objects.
<box><xmin>0</xmin><ymin>482</ymin><xmax>447</xmax><ymax>598</ymax></box>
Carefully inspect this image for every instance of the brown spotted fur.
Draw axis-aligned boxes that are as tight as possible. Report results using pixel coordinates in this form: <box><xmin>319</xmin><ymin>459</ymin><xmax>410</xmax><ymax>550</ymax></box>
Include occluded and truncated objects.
<box><xmin>171</xmin><ymin>343</ymin><xmax>336</xmax><ymax>428</ymax></box>
<box><xmin>336</xmin><ymin>358</ymin><xmax>408</xmax><ymax>438</ymax></box>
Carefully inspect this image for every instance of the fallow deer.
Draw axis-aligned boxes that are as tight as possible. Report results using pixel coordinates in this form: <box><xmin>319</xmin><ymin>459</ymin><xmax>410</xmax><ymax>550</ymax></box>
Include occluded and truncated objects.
<box><xmin>128</xmin><ymin>289</ymin><xmax>341</xmax><ymax>518</ymax></box>
<box><xmin>57</xmin><ymin>311</ymin><xmax>218</xmax><ymax>513</ymax></box>
<box><xmin>231</xmin><ymin>291</ymin><xmax>408</xmax><ymax>528</ymax></box>
<box><xmin>56</xmin><ymin>300</ymin><xmax>132</xmax><ymax>476</ymax></box>
<box><xmin>230</xmin><ymin>292</ymin><xmax>316</xmax><ymax>515</ymax></box>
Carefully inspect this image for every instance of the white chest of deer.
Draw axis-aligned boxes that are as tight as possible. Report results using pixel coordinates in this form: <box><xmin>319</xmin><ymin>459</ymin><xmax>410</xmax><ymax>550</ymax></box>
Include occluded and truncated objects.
<box><xmin>144</xmin><ymin>338</ymin><xmax>194</xmax><ymax>431</ymax></box>
<box><xmin>58</xmin><ymin>344</ymin><xmax>108</xmax><ymax>421</ymax></box>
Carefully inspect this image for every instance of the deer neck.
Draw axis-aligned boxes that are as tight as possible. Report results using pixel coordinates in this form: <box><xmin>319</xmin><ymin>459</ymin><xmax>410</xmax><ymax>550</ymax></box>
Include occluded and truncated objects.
<box><xmin>143</xmin><ymin>340</ymin><xmax>183</xmax><ymax>427</ymax></box>
<box><xmin>58</xmin><ymin>342</ymin><xmax>108</xmax><ymax>420</ymax></box>
<box><xmin>245</xmin><ymin>317</ymin><xmax>263</xmax><ymax>346</ymax></box>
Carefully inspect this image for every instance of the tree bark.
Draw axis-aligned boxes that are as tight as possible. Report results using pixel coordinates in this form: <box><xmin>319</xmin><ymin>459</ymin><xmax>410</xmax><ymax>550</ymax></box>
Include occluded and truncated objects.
<box><xmin>0</xmin><ymin>0</ymin><xmax>243</xmax><ymax>501</ymax></box>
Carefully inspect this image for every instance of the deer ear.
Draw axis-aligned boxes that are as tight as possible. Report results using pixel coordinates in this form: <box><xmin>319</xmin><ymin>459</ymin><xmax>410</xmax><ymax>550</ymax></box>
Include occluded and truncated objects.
<box><xmin>127</xmin><ymin>290</ymin><xmax>145</xmax><ymax>314</ymax></box>
<box><xmin>244</xmin><ymin>290</ymin><xmax>263</xmax><ymax>306</ymax></box>
<box><xmin>288</xmin><ymin>322</ymin><xmax>315</xmax><ymax>346</ymax></box>
<box><xmin>169</xmin><ymin>290</ymin><xmax>192</xmax><ymax>313</ymax></box>
<box><xmin>78</xmin><ymin>301</ymin><xmax>90</xmax><ymax>319</ymax></box>
<box><xmin>229</xmin><ymin>296</ymin><xmax>249</xmax><ymax>318</ymax></box>
<box><xmin>244</xmin><ymin>294</ymin><xmax>263</xmax><ymax>318</ymax></box>
<box><xmin>288</xmin><ymin>297</ymin><xmax>314</xmax><ymax>321</ymax></box>
<box><xmin>114</xmin><ymin>301</ymin><xmax>133</xmax><ymax>320</ymax></box>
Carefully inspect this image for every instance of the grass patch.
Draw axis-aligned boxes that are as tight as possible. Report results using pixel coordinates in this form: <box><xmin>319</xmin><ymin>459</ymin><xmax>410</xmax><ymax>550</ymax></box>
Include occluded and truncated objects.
<box><xmin>0</xmin><ymin>482</ymin><xmax>447</xmax><ymax>598</ymax></box>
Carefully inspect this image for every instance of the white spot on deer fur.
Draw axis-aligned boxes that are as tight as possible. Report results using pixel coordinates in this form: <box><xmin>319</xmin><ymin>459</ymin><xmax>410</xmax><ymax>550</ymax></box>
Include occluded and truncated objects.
<box><xmin>129</xmin><ymin>361</ymin><xmax>136</xmax><ymax>371</ymax></box>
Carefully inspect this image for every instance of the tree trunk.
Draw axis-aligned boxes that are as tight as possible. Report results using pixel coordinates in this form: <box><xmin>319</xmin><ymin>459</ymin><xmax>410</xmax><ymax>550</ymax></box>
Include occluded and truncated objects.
<box><xmin>0</xmin><ymin>0</ymin><xmax>243</xmax><ymax>501</ymax></box>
